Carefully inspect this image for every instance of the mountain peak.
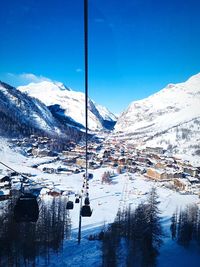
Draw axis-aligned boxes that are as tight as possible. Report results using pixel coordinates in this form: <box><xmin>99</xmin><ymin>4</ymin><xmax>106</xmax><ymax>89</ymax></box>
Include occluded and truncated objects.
<box><xmin>19</xmin><ymin>80</ymin><xmax>70</xmax><ymax>92</ymax></box>
<box><xmin>18</xmin><ymin>80</ymin><xmax>116</xmax><ymax>130</ymax></box>
<box><xmin>114</xmin><ymin>72</ymin><xmax>200</xmax><ymax>160</ymax></box>
<box><xmin>52</xmin><ymin>81</ymin><xmax>71</xmax><ymax>91</ymax></box>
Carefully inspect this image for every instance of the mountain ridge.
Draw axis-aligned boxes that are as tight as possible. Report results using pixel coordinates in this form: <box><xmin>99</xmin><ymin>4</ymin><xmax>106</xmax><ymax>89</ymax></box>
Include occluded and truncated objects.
<box><xmin>18</xmin><ymin>81</ymin><xmax>117</xmax><ymax>131</ymax></box>
<box><xmin>0</xmin><ymin>81</ymin><xmax>83</xmax><ymax>141</ymax></box>
<box><xmin>114</xmin><ymin>73</ymin><xmax>200</xmax><ymax>159</ymax></box>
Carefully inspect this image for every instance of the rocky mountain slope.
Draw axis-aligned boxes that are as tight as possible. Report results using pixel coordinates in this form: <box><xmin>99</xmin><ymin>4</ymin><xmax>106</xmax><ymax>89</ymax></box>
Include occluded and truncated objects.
<box><xmin>18</xmin><ymin>81</ymin><xmax>117</xmax><ymax>131</ymax></box>
<box><xmin>0</xmin><ymin>81</ymin><xmax>83</xmax><ymax>141</ymax></box>
<box><xmin>115</xmin><ymin>73</ymin><xmax>200</xmax><ymax>158</ymax></box>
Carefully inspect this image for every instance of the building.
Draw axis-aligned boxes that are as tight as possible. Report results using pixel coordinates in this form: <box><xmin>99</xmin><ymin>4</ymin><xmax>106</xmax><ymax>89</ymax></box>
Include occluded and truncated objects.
<box><xmin>145</xmin><ymin>146</ymin><xmax>164</xmax><ymax>154</ymax></box>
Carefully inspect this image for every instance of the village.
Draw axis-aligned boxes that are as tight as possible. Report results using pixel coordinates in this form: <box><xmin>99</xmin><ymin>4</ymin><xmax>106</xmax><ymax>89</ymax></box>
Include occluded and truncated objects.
<box><xmin>0</xmin><ymin>134</ymin><xmax>200</xmax><ymax>201</ymax></box>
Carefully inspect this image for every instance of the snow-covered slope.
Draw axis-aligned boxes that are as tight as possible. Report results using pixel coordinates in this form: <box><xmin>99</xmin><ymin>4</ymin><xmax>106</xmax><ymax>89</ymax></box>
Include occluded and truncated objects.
<box><xmin>96</xmin><ymin>103</ymin><xmax>117</xmax><ymax>121</ymax></box>
<box><xmin>115</xmin><ymin>73</ymin><xmax>200</xmax><ymax>157</ymax></box>
<box><xmin>0</xmin><ymin>81</ymin><xmax>83</xmax><ymax>141</ymax></box>
<box><xmin>18</xmin><ymin>81</ymin><xmax>116</xmax><ymax>130</ymax></box>
<box><xmin>0</xmin><ymin>81</ymin><xmax>60</xmax><ymax>136</ymax></box>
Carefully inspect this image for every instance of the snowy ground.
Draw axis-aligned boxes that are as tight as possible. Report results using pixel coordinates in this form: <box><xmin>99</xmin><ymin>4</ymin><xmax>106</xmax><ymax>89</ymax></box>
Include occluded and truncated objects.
<box><xmin>1</xmin><ymin>139</ymin><xmax>200</xmax><ymax>266</ymax></box>
<box><xmin>35</xmin><ymin>170</ymin><xmax>200</xmax><ymax>267</ymax></box>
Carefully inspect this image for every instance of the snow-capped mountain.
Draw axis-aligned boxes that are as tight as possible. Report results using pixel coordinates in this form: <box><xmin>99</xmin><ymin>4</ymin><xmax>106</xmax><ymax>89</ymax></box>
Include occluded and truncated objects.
<box><xmin>115</xmin><ymin>73</ymin><xmax>200</xmax><ymax>158</ymax></box>
<box><xmin>0</xmin><ymin>81</ymin><xmax>83</xmax><ymax>140</ymax></box>
<box><xmin>95</xmin><ymin>103</ymin><xmax>117</xmax><ymax>121</ymax></box>
<box><xmin>18</xmin><ymin>81</ymin><xmax>117</xmax><ymax>131</ymax></box>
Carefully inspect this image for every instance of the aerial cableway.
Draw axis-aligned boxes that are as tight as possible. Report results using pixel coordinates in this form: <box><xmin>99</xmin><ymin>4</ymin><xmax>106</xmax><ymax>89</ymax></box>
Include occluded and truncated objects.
<box><xmin>1</xmin><ymin>0</ymin><xmax>92</xmax><ymax>233</ymax></box>
<box><xmin>66</xmin><ymin>0</ymin><xmax>92</xmax><ymax>240</ymax></box>
<box><xmin>0</xmin><ymin>161</ymin><xmax>40</xmax><ymax>223</ymax></box>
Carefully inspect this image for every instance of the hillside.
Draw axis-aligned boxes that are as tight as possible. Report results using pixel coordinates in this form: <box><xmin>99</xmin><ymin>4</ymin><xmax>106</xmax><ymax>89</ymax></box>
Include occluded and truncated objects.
<box><xmin>0</xmin><ymin>81</ymin><xmax>83</xmax><ymax>141</ymax></box>
<box><xmin>18</xmin><ymin>81</ymin><xmax>117</xmax><ymax>131</ymax></box>
<box><xmin>115</xmin><ymin>73</ymin><xmax>200</xmax><ymax>160</ymax></box>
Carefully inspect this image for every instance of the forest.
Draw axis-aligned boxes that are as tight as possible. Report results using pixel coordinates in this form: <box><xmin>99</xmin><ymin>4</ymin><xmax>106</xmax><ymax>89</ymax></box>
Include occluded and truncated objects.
<box><xmin>1</xmin><ymin>189</ymin><xmax>200</xmax><ymax>267</ymax></box>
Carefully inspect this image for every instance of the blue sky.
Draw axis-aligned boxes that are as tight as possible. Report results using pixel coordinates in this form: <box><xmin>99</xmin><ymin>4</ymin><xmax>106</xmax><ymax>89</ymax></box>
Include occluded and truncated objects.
<box><xmin>0</xmin><ymin>0</ymin><xmax>200</xmax><ymax>114</ymax></box>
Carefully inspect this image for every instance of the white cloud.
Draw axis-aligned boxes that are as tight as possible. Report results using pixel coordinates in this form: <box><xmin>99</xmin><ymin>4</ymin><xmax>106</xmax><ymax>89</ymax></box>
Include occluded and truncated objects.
<box><xmin>6</xmin><ymin>72</ymin><xmax>51</xmax><ymax>85</ymax></box>
<box><xmin>76</xmin><ymin>68</ymin><xmax>83</xmax><ymax>73</ymax></box>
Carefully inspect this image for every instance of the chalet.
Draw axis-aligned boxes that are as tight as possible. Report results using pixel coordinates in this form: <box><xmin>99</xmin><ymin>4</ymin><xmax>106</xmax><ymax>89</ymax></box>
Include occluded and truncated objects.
<box><xmin>146</xmin><ymin>168</ymin><xmax>172</xmax><ymax>180</ymax></box>
<box><xmin>136</xmin><ymin>157</ymin><xmax>146</xmax><ymax>163</ymax></box>
<box><xmin>127</xmin><ymin>166</ymin><xmax>139</xmax><ymax>173</ymax></box>
<box><xmin>126</xmin><ymin>158</ymin><xmax>133</xmax><ymax>166</ymax></box>
<box><xmin>145</xmin><ymin>146</ymin><xmax>164</xmax><ymax>155</ymax></box>
<box><xmin>8</xmin><ymin>171</ymin><xmax>18</xmax><ymax>177</ymax></box>
<box><xmin>0</xmin><ymin>189</ymin><xmax>10</xmax><ymax>200</ymax></box>
<box><xmin>187</xmin><ymin>176</ymin><xmax>199</xmax><ymax>184</ymax></box>
<box><xmin>48</xmin><ymin>188</ymin><xmax>62</xmax><ymax>197</ymax></box>
<box><xmin>118</xmin><ymin>157</ymin><xmax>126</xmax><ymax>166</ymax></box>
<box><xmin>0</xmin><ymin>175</ymin><xmax>11</xmax><ymax>183</ymax></box>
<box><xmin>183</xmin><ymin>167</ymin><xmax>199</xmax><ymax>177</ymax></box>
<box><xmin>148</xmin><ymin>154</ymin><xmax>161</xmax><ymax>160</ymax></box>
<box><xmin>0</xmin><ymin>181</ymin><xmax>10</xmax><ymax>189</ymax></box>
<box><xmin>76</xmin><ymin>158</ymin><xmax>86</xmax><ymax>167</ymax></box>
<box><xmin>103</xmin><ymin>150</ymin><xmax>111</xmax><ymax>158</ymax></box>
<box><xmin>173</xmin><ymin>172</ymin><xmax>183</xmax><ymax>178</ymax></box>
<box><xmin>155</xmin><ymin>162</ymin><xmax>167</xmax><ymax>169</ymax></box>
<box><xmin>146</xmin><ymin>158</ymin><xmax>154</xmax><ymax>166</ymax></box>
<box><xmin>32</xmin><ymin>148</ymin><xmax>49</xmax><ymax>157</ymax></box>
<box><xmin>174</xmin><ymin>178</ymin><xmax>191</xmax><ymax>191</ymax></box>
<box><xmin>63</xmin><ymin>156</ymin><xmax>78</xmax><ymax>165</ymax></box>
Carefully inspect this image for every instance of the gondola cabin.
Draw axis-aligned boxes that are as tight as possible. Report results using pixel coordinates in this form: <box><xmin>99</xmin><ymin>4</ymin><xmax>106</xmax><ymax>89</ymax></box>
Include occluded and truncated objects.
<box><xmin>84</xmin><ymin>197</ymin><xmax>90</xmax><ymax>205</ymax></box>
<box><xmin>81</xmin><ymin>205</ymin><xmax>92</xmax><ymax>217</ymax></box>
<box><xmin>66</xmin><ymin>200</ymin><xmax>74</xmax><ymax>209</ymax></box>
<box><xmin>75</xmin><ymin>197</ymin><xmax>80</xmax><ymax>204</ymax></box>
<box><xmin>14</xmin><ymin>193</ymin><xmax>39</xmax><ymax>223</ymax></box>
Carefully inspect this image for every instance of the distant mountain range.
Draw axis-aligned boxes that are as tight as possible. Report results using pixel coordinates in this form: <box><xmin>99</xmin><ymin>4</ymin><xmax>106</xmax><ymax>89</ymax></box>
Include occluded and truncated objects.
<box><xmin>18</xmin><ymin>81</ymin><xmax>117</xmax><ymax>131</ymax></box>
<box><xmin>1</xmin><ymin>73</ymin><xmax>200</xmax><ymax>161</ymax></box>
<box><xmin>115</xmin><ymin>73</ymin><xmax>200</xmax><ymax>159</ymax></box>
<box><xmin>0</xmin><ymin>79</ymin><xmax>117</xmax><ymax>142</ymax></box>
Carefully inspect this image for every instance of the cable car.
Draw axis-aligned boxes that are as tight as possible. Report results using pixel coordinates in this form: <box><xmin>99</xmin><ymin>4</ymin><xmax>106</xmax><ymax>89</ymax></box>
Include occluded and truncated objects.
<box><xmin>66</xmin><ymin>200</ymin><xmax>74</xmax><ymax>210</ymax></box>
<box><xmin>75</xmin><ymin>197</ymin><xmax>80</xmax><ymax>204</ymax></box>
<box><xmin>14</xmin><ymin>193</ymin><xmax>39</xmax><ymax>223</ymax></box>
<box><xmin>83</xmin><ymin>173</ymin><xmax>93</xmax><ymax>179</ymax></box>
<box><xmin>84</xmin><ymin>197</ymin><xmax>90</xmax><ymax>205</ymax></box>
<box><xmin>81</xmin><ymin>205</ymin><xmax>92</xmax><ymax>217</ymax></box>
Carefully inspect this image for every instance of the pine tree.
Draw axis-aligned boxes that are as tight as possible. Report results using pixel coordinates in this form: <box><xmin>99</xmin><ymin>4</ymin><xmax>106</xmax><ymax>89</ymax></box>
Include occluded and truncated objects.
<box><xmin>170</xmin><ymin>210</ymin><xmax>178</xmax><ymax>240</ymax></box>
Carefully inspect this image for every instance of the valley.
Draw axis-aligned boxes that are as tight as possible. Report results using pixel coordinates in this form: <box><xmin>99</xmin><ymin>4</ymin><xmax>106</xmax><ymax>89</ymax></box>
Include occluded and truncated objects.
<box><xmin>0</xmin><ymin>73</ymin><xmax>200</xmax><ymax>266</ymax></box>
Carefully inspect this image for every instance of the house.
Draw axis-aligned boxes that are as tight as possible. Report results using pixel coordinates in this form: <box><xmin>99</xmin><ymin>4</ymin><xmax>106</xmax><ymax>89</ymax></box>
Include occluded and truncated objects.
<box><xmin>0</xmin><ymin>189</ymin><xmax>11</xmax><ymax>200</ymax></box>
<box><xmin>155</xmin><ymin>162</ymin><xmax>167</xmax><ymax>169</ymax></box>
<box><xmin>63</xmin><ymin>156</ymin><xmax>78</xmax><ymax>165</ymax></box>
<box><xmin>127</xmin><ymin>166</ymin><xmax>139</xmax><ymax>173</ymax></box>
<box><xmin>136</xmin><ymin>157</ymin><xmax>146</xmax><ymax>163</ymax></box>
<box><xmin>173</xmin><ymin>172</ymin><xmax>183</xmax><ymax>178</ymax></box>
<box><xmin>76</xmin><ymin>158</ymin><xmax>86</xmax><ymax>167</ymax></box>
<box><xmin>126</xmin><ymin>158</ymin><xmax>133</xmax><ymax>166</ymax></box>
<box><xmin>174</xmin><ymin>178</ymin><xmax>191</xmax><ymax>191</ymax></box>
<box><xmin>187</xmin><ymin>176</ymin><xmax>199</xmax><ymax>184</ymax></box>
<box><xmin>145</xmin><ymin>147</ymin><xmax>164</xmax><ymax>155</ymax></box>
<box><xmin>48</xmin><ymin>188</ymin><xmax>62</xmax><ymax>197</ymax></box>
<box><xmin>148</xmin><ymin>154</ymin><xmax>161</xmax><ymax>160</ymax></box>
<box><xmin>183</xmin><ymin>167</ymin><xmax>199</xmax><ymax>177</ymax></box>
<box><xmin>0</xmin><ymin>175</ymin><xmax>11</xmax><ymax>183</ymax></box>
<box><xmin>146</xmin><ymin>168</ymin><xmax>168</xmax><ymax>180</ymax></box>
<box><xmin>118</xmin><ymin>157</ymin><xmax>126</xmax><ymax>166</ymax></box>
